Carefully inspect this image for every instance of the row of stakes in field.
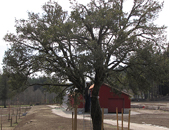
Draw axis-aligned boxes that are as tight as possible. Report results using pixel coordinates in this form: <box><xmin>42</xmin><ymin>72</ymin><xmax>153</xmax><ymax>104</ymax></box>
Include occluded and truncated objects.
<box><xmin>116</xmin><ymin>108</ymin><xmax>131</xmax><ymax>130</ymax></box>
<box><xmin>71</xmin><ymin>106</ymin><xmax>131</xmax><ymax>130</ymax></box>
<box><xmin>0</xmin><ymin>105</ymin><xmax>31</xmax><ymax>130</ymax></box>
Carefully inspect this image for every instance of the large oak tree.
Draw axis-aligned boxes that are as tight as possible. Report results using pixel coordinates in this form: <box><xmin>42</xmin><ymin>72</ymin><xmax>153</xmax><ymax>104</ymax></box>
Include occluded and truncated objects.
<box><xmin>3</xmin><ymin>0</ymin><xmax>166</xmax><ymax>129</ymax></box>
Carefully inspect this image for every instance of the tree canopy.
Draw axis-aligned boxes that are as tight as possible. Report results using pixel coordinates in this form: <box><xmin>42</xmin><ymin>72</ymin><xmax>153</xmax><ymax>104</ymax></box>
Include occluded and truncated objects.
<box><xmin>3</xmin><ymin>0</ymin><xmax>167</xmax><ymax>129</ymax></box>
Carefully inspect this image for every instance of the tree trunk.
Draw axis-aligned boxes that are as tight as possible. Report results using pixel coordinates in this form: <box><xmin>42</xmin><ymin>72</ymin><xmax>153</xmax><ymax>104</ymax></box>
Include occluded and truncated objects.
<box><xmin>3</xmin><ymin>99</ymin><xmax>7</xmax><ymax>108</ymax></box>
<box><xmin>91</xmin><ymin>96</ymin><xmax>102</xmax><ymax>130</ymax></box>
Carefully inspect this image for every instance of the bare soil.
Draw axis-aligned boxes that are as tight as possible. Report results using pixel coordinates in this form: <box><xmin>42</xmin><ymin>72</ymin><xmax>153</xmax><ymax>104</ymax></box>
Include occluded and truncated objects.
<box><xmin>0</xmin><ymin>107</ymin><xmax>31</xmax><ymax>130</ymax></box>
<box><xmin>14</xmin><ymin>105</ymin><xmax>126</xmax><ymax>130</ymax></box>
<box><xmin>104</xmin><ymin>108</ymin><xmax>169</xmax><ymax>128</ymax></box>
<box><xmin>5</xmin><ymin>103</ymin><xmax>168</xmax><ymax>130</ymax></box>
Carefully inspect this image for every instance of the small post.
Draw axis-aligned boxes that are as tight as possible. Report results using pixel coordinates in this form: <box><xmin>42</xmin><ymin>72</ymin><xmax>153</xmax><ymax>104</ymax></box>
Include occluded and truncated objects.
<box><xmin>17</xmin><ymin>108</ymin><xmax>18</xmax><ymax>115</ymax></box>
<box><xmin>116</xmin><ymin>107</ymin><xmax>119</xmax><ymax>130</ymax></box>
<box><xmin>15</xmin><ymin>115</ymin><xmax>18</xmax><ymax>124</ymax></box>
<box><xmin>8</xmin><ymin>105</ymin><xmax>11</xmax><ymax>121</ymax></box>
<box><xmin>10</xmin><ymin>117</ymin><xmax>12</xmax><ymax>127</ymax></box>
<box><xmin>1</xmin><ymin>107</ymin><xmax>2</xmax><ymax>130</ymax></box>
<box><xmin>74</xmin><ymin>106</ymin><xmax>77</xmax><ymax>130</ymax></box>
<box><xmin>12</xmin><ymin>107</ymin><xmax>14</xmax><ymax>115</ymax></box>
<box><xmin>121</xmin><ymin>109</ymin><xmax>123</xmax><ymax>130</ymax></box>
<box><xmin>8</xmin><ymin>113</ymin><xmax>10</xmax><ymax>121</ymax></box>
<box><xmin>20</xmin><ymin>105</ymin><xmax>21</xmax><ymax>113</ymax></box>
<box><xmin>20</xmin><ymin>106</ymin><xmax>22</xmax><ymax>113</ymax></box>
<box><xmin>19</xmin><ymin>107</ymin><xmax>21</xmax><ymax>119</ymax></box>
<box><xmin>128</xmin><ymin>110</ymin><xmax>131</xmax><ymax>130</ymax></box>
<box><xmin>101</xmin><ymin>108</ymin><xmax>104</xmax><ymax>130</ymax></box>
<box><xmin>72</xmin><ymin>112</ymin><xmax>74</xmax><ymax>130</ymax></box>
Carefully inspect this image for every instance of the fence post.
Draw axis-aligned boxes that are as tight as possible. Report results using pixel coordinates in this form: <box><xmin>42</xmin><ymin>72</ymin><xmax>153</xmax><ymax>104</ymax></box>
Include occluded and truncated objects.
<box><xmin>74</xmin><ymin>106</ymin><xmax>77</xmax><ymax>130</ymax></box>
<box><xmin>1</xmin><ymin>107</ymin><xmax>2</xmax><ymax>130</ymax></box>
<box><xmin>18</xmin><ymin>107</ymin><xmax>20</xmax><ymax>119</ymax></box>
<box><xmin>121</xmin><ymin>109</ymin><xmax>123</xmax><ymax>130</ymax></box>
<box><xmin>101</xmin><ymin>108</ymin><xmax>104</xmax><ymax>130</ymax></box>
<box><xmin>15</xmin><ymin>114</ymin><xmax>17</xmax><ymax>124</ymax></box>
<box><xmin>116</xmin><ymin>107</ymin><xmax>119</xmax><ymax>130</ymax></box>
<box><xmin>10</xmin><ymin>117</ymin><xmax>12</xmax><ymax>127</ymax></box>
<box><xmin>128</xmin><ymin>110</ymin><xmax>131</xmax><ymax>130</ymax></box>
<box><xmin>8</xmin><ymin>105</ymin><xmax>11</xmax><ymax>121</ymax></box>
<box><xmin>17</xmin><ymin>108</ymin><xmax>18</xmax><ymax>115</ymax></box>
<box><xmin>12</xmin><ymin>107</ymin><xmax>14</xmax><ymax>115</ymax></box>
<box><xmin>72</xmin><ymin>112</ymin><xmax>74</xmax><ymax>130</ymax></box>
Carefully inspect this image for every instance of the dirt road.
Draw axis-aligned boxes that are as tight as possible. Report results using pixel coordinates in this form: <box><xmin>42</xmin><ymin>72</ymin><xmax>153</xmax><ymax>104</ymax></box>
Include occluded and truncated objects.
<box><xmin>13</xmin><ymin>104</ymin><xmax>169</xmax><ymax>130</ymax></box>
<box><xmin>50</xmin><ymin>105</ymin><xmax>169</xmax><ymax>130</ymax></box>
<box><xmin>14</xmin><ymin>105</ymin><xmax>70</xmax><ymax>130</ymax></box>
<box><xmin>14</xmin><ymin>105</ymin><xmax>121</xmax><ymax>130</ymax></box>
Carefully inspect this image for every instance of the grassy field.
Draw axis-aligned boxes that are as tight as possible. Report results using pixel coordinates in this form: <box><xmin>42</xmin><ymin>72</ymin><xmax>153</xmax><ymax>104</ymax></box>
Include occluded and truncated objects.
<box><xmin>0</xmin><ymin>106</ymin><xmax>31</xmax><ymax>130</ymax></box>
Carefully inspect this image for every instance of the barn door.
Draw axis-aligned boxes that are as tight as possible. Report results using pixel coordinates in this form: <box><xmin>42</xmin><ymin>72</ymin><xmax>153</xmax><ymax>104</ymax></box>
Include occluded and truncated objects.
<box><xmin>108</xmin><ymin>98</ymin><xmax>124</xmax><ymax>113</ymax></box>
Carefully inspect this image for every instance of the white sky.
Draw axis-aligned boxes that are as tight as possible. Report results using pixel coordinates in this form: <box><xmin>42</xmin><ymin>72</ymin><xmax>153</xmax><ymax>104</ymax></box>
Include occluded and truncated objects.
<box><xmin>0</xmin><ymin>0</ymin><xmax>169</xmax><ymax>71</ymax></box>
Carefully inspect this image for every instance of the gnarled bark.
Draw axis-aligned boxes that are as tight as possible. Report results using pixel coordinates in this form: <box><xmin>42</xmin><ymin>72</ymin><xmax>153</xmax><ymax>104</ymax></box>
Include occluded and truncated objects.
<box><xmin>91</xmin><ymin>96</ymin><xmax>102</xmax><ymax>130</ymax></box>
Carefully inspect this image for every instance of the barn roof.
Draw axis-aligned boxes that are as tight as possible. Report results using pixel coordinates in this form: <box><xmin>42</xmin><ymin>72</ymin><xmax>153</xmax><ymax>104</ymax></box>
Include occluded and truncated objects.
<box><xmin>89</xmin><ymin>83</ymin><xmax>131</xmax><ymax>97</ymax></box>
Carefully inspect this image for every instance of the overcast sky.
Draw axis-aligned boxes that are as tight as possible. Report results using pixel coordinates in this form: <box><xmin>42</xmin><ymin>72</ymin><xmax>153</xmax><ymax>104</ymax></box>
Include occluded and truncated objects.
<box><xmin>0</xmin><ymin>0</ymin><xmax>168</xmax><ymax>71</ymax></box>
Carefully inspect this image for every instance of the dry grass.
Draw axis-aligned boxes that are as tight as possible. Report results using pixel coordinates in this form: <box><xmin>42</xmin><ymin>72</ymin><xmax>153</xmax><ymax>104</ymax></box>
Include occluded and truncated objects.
<box><xmin>13</xmin><ymin>105</ymin><xmax>128</xmax><ymax>130</ymax></box>
<box><xmin>0</xmin><ymin>107</ymin><xmax>31</xmax><ymax>130</ymax></box>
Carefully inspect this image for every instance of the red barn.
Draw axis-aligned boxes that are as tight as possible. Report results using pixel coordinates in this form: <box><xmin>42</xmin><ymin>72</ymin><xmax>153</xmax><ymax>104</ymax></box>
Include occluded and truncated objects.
<box><xmin>90</xmin><ymin>84</ymin><xmax>131</xmax><ymax>113</ymax></box>
<box><xmin>70</xmin><ymin>83</ymin><xmax>131</xmax><ymax>113</ymax></box>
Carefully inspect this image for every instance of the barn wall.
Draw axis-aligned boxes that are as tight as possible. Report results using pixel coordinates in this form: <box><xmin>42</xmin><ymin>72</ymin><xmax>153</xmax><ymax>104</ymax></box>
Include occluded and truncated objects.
<box><xmin>70</xmin><ymin>84</ymin><xmax>131</xmax><ymax>112</ymax></box>
<box><xmin>99</xmin><ymin>84</ymin><xmax>130</xmax><ymax>113</ymax></box>
<box><xmin>123</xmin><ymin>93</ymin><xmax>131</xmax><ymax>108</ymax></box>
<box><xmin>99</xmin><ymin>84</ymin><xmax>110</xmax><ymax>108</ymax></box>
<box><xmin>70</xmin><ymin>95</ymin><xmax>84</xmax><ymax>108</ymax></box>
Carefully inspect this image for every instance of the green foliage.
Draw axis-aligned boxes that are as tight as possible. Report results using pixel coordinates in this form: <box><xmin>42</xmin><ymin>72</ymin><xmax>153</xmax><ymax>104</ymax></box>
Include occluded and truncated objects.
<box><xmin>2</xmin><ymin>0</ymin><xmax>167</xmax><ymax>129</ymax></box>
<box><xmin>28</xmin><ymin>76</ymin><xmax>50</xmax><ymax>91</ymax></box>
<box><xmin>0</xmin><ymin>74</ymin><xmax>8</xmax><ymax>100</ymax></box>
<box><xmin>0</xmin><ymin>73</ymin><xmax>12</xmax><ymax>108</ymax></box>
<box><xmin>3</xmin><ymin>1</ymin><xmax>166</xmax><ymax>89</ymax></box>
<box><xmin>28</xmin><ymin>76</ymin><xmax>67</xmax><ymax>104</ymax></box>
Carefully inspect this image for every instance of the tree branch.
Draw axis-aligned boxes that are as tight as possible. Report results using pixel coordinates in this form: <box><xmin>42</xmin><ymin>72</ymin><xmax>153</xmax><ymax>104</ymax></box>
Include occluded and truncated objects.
<box><xmin>28</xmin><ymin>83</ymin><xmax>73</xmax><ymax>87</ymax></box>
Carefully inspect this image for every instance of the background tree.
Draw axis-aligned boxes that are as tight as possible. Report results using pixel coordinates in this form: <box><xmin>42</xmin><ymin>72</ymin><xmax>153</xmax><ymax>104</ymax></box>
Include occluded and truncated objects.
<box><xmin>109</xmin><ymin>45</ymin><xmax>169</xmax><ymax>100</ymax></box>
<box><xmin>157</xmin><ymin>46</ymin><xmax>169</xmax><ymax>96</ymax></box>
<box><xmin>28</xmin><ymin>76</ymin><xmax>67</xmax><ymax>104</ymax></box>
<box><xmin>3</xmin><ymin>0</ymin><xmax>167</xmax><ymax>129</ymax></box>
<box><xmin>0</xmin><ymin>73</ymin><xmax>9</xmax><ymax>108</ymax></box>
